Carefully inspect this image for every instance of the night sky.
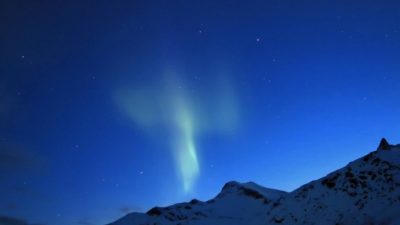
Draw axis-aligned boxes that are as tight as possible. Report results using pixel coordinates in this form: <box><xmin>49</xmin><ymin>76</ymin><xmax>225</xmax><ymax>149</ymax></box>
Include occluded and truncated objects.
<box><xmin>1</xmin><ymin>1</ymin><xmax>400</xmax><ymax>225</ymax></box>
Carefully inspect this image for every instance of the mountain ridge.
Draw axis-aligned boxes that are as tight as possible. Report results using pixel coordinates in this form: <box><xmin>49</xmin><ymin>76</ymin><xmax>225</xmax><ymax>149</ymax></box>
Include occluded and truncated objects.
<box><xmin>107</xmin><ymin>138</ymin><xmax>400</xmax><ymax>225</ymax></box>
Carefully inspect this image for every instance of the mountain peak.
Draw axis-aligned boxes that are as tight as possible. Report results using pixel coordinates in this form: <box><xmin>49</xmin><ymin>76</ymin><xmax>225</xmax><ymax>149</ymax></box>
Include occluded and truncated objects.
<box><xmin>377</xmin><ymin>138</ymin><xmax>391</xmax><ymax>150</ymax></box>
<box><xmin>221</xmin><ymin>180</ymin><xmax>241</xmax><ymax>191</ymax></box>
<box><xmin>219</xmin><ymin>181</ymin><xmax>287</xmax><ymax>201</ymax></box>
<box><xmin>376</xmin><ymin>137</ymin><xmax>400</xmax><ymax>151</ymax></box>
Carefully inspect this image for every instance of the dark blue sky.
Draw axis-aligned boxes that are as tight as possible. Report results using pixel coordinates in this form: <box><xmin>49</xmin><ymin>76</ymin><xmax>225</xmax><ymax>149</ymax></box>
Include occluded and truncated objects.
<box><xmin>1</xmin><ymin>1</ymin><xmax>400</xmax><ymax>224</ymax></box>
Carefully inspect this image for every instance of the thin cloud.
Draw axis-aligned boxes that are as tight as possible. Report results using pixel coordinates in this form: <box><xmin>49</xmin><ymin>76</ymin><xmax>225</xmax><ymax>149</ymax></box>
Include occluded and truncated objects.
<box><xmin>3</xmin><ymin>203</ymin><xmax>18</xmax><ymax>210</ymax></box>
<box><xmin>0</xmin><ymin>143</ymin><xmax>46</xmax><ymax>173</ymax></box>
<box><xmin>0</xmin><ymin>215</ymin><xmax>44</xmax><ymax>225</ymax></box>
<box><xmin>0</xmin><ymin>215</ymin><xmax>26</xmax><ymax>225</ymax></box>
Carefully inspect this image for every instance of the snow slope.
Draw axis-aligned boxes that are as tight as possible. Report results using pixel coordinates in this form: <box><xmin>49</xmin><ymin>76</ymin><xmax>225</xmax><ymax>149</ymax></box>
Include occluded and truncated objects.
<box><xmin>107</xmin><ymin>139</ymin><xmax>400</xmax><ymax>225</ymax></box>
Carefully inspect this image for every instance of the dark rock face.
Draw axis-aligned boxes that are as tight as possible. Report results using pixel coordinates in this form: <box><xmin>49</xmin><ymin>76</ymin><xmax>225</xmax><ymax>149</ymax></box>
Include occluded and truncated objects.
<box><xmin>146</xmin><ymin>207</ymin><xmax>163</xmax><ymax>216</ymax></box>
<box><xmin>240</xmin><ymin>186</ymin><xmax>264</xmax><ymax>199</ymax></box>
<box><xmin>377</xmin><ymin>138</ymin><xmax>391</xmax><ymax>150</ymax></box>
<box><xmin>189</xmin><ymin>199</ymin><xmax>200</xmax><ymax>205</ymax></box>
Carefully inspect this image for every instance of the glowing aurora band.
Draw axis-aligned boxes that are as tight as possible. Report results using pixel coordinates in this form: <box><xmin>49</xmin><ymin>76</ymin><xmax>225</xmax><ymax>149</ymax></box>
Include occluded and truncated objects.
<box><xmin>115</xmin><ymin>73</ymin><xmax>238</xmax><ymax>192</ymax></box>
<box><xmin>174</xmin><ymin>105</ymin><xmax>199</xmax><ymax>192</ymax></box>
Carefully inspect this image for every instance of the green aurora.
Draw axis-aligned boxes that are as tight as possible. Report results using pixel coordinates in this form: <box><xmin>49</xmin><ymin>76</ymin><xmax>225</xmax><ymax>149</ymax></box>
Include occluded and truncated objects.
<box><xmin>115</xmin><ymin>71</ymin><xmax>238</xmax><ymax>192</ymax></box>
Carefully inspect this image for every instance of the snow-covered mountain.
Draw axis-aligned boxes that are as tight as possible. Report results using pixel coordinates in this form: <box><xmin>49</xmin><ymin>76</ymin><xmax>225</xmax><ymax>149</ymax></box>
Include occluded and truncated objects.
<box><xmin>107</xmin><ymin>138</ymin><xmax>400</xmax><ymax>225</ymax></box>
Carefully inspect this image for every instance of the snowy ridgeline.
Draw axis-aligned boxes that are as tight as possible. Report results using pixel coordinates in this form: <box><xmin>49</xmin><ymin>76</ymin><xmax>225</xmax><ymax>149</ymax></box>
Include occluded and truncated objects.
<box><xmin>107</xmin><ymin>139</ymin><xmax>400</xmax><ymax>225</ymax></box>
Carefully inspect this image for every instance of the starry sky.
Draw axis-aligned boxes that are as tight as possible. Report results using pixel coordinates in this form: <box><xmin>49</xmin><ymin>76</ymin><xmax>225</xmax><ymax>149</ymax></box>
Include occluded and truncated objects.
<box><xmin>1</xmin><ymin>1</ymin><xmax>400</xmax><ymax>225</ymax></box>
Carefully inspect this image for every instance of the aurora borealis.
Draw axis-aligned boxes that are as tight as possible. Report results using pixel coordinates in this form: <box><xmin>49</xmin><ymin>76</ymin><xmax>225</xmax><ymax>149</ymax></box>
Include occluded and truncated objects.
<box><xmin>1</xmin><ymin>1</ymin><xmax>400</xmax><ymax>225</ymax></box>
<box><xmin>116</xmin><ymin>71</ymin><xmax>238</xmax><ymax>192</ymax></box>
